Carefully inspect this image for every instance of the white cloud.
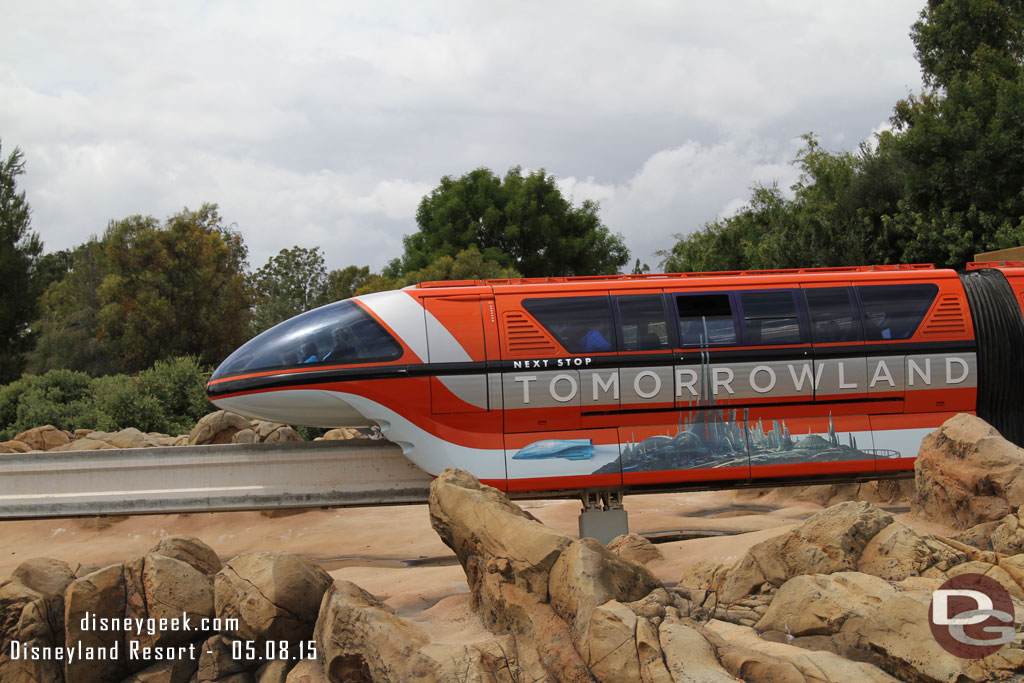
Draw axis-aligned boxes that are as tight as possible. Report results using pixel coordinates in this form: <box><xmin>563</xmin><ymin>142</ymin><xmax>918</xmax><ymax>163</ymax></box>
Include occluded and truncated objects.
<box><xmin>1</xmin><ymin>0</ymin><xmax>925</xmax><ymax>274</ymax></box>
<box><xmin>558</xmin><ymin>136</ymin><xmax>804</xmax><ymax>268</ymax></box>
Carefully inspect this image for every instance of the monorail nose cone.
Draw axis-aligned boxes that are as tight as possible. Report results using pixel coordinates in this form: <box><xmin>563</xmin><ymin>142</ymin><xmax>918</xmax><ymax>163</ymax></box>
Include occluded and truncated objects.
<box><xmin>211</xmin><ymin>389</ymin><xmax>372</xmax><ymax>428</ymax></box>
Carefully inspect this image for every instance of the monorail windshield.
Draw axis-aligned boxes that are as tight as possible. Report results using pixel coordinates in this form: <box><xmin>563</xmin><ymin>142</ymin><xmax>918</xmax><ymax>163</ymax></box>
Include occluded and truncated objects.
<box><xmin>211</xmin><ymin>300</ymin><xmax>402</xmax><ymax>379</ymax></box>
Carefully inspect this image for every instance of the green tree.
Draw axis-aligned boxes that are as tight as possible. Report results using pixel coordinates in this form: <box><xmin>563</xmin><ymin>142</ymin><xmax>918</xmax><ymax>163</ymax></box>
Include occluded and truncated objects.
<box><xmin>660</xmin><ymin>135</ymin><xmax>905</xmax><ymax>272</ymax></box>
<box><xmin>324</xmin><ymin>265</ymin><xmax>382</xmax><ymax>302</ymax></box>
<box><xmin>29</xmin><ymin>239</ymin><xmax>114</xmax><ymax>375</ymax></box>
<box><xmin>396</xmin><ymin>245</ymin><xmax>520</xmax><ymax>287</ymax></box>
<box><xmin>95</xmin><ymin>204</ymin><xmax>251</xmax><ymax>372</ymax></box>
<box><xmin>885</xmin><ymin>0</ymin><xmax>1024</xmax><ymax>266</ymax></box>
<box><xmin>912</xmin><ymin>0</ymin><xmax>1024</xmax><ymax>90</ymax></box>
<box><xmin>0</xmin><ymin>142</ymin><xmax>41</xmax><ymax>383</ymax></box>
<box><xmin>390</xmin><ymin>167</ymin><xmax>629</xmax><ymax>278</ymax></box>
<box><xmin>250</xmin><ymin>246</ymin><xmax>328</xmax><ymax>333</ymax></box>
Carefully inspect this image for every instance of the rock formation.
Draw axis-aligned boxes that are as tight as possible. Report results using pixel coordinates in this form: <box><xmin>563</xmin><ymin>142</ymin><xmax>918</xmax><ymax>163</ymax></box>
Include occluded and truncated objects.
<box><xmin>914</xmin><ymin>413</ymin><xmax>1024</xmax><ymax>529</ymax></box>
<box><xmin>5</xmin><ymin>413</ymin><xmax>1024</xmax><ymax>681</ymax></box>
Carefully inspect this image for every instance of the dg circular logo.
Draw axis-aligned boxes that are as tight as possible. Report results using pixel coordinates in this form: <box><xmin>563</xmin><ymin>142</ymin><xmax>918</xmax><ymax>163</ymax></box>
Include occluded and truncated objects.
<box><xmin>929</xmin><ymin>573</ymin><xmax>1017</xmax><ymax>659</ymax></box>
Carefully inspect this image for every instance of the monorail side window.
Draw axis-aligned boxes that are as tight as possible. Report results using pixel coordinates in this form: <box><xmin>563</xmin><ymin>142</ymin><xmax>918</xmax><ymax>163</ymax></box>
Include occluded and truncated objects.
<box><xmin>857</xmin><ymin>284</ymin><xmax>939</xmax><ymax>340</ymax></box>
<box><xmin>523</xmin><ymin>296</ymin><xmax>615</xmax><ymax>354</ymax></box>
<box><xmin>805</xmin><ymin>287</ymin><xmax>863</xmax><ymax>343</ymax></box>
<box><xmin>675</xmin><ymin>294</ymin><xmax>737</xmax><ymax>347</ymax></box>
<box><xmin>740</xmin><ymin>291</ymin><xmax>804</xmax><ymax>345</ymax></box>
<box><xmin>617</xmin><ymin>295</ymin><xmax>670</xmax><ymax>351</ymax></box>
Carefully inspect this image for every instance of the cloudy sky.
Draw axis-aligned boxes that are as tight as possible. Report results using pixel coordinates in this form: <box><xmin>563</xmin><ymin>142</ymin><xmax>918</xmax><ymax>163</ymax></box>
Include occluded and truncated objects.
<box><xmin>2</xmin><ymin>1</ymin><xmax>925</xmax><ymax>274</ymax></box>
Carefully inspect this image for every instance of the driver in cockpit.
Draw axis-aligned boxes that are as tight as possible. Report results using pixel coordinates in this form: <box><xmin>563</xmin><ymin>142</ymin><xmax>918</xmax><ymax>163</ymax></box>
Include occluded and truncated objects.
<box><xmin>323</xmin><ymin>327</ymin><xmax>356</xmax><ymax>363</ymax></box>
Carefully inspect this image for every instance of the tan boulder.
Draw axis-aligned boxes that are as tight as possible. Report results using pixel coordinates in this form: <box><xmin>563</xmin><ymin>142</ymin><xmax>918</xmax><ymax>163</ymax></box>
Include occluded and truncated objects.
<box><xmin>857</xmin><ymin>520</ymin><xmax>968</xmax><ymax>580</ymax></box>
<box><xmin>315</xmin><ymin>579</ymin><xmax>517</xmax><ymax>682</ymax></box>
<box><xmin>716</xmin><ymin>501</ymin><xmax>893</xmax><ymax>603</ymax></box>
<box><xmin>54</xmin><ymin>438</ymin><xmax>116</xmax><ymax>451</ymax></box>
<box><xmin>585</xmin><ymin>601</ymin><xmax>641</xmax><ymax>681</ymax></box>
<box><xmin>998</xmin><ymin>554</ymin><xmax>1024</xmax><ymax>590</ymax></box>
<box><xmin>636</xmin><ymin>614</ymin><xmax>673</xmax><ymax>683</ymax></box>
<box><xmin>952</xmin><ymin>520</ymin><xmax>999</xmax><ymax>551</ymax></box>
<box><xmin>548</xmin><ymin>536</ymin><xmax>662</xmax><ymax>643</ymax></box>
<box><xmin>12</xmin><ymin>425</ymin><xmax>70</xmax><ymax>451</ymax></box>
<box><xmin>124</xmin><ymin>550</ymin><xmax>217</xmax><ymax>660</ymax></box>
<box><xmin>152</xmin><ymin>534</ymin><xmax>223</xmax><ymax>576</ymax></box>
<box><xmin>261</xmin><ymin>425</ymin><xmax>301</xmax><ymax>442</ymax></box>
<box><xmin>606</xmin><ymin>532</ymin><xmax>663</xmax><ymax>565</ymax></box>
<box><xmin>991</xmin><ymin>506</ymin><xmax>1024</xmax><ymax>555</ymax></box>
<box><xmin>254</xmin><ymin>659</ymin><xmax>292</xmax><ymax>683</ymax></box>
<box><xmin>0</xmin><ymin>440</ymin><xmax>31</xmax><ymax>453</ymax></box>
<box><xmin>678</xmin><ymin>558</ymin><xmax>729</xmax><ymax>591</ymax></box>
<box><xmin>834</xmin><ymin>588</ymin><xmax>1024</xmax><ymax>682</ymax></box>
<box><xmin>913</xmin><ymin>414</ymin><xmax>1024</xmax><ymax>529</ymax></box>
<box><xmin>64</xmin><ymin>563</ymin><xmax>128</xmax><ymax>683</ymax></box>
<box><xmin>122</xmin><ymin>656</ymin><xmax>201</xmax><ymax>683</ymax></box>
<box><xmin>429</xmin><ymin>468</ymin><xmax>573</xmax><ymax>596</ymax></box>
<box><xmin>253</xmin><ymin>421</ymin><xmax>302</xmax><ymax>443</ymax></box>
<box><xmin>943</xmin><ymin>560</ymin><xmax>1024</xmax><ymax>598</ymax></box>
<box><xmin>196</xmin><ymin>634</ymin><xmax>252</xmax><ymax>682</ymax></box>
<box><xmin>11</xmin><ymin>556</ymin><xmax>75</xmax><ymax>638</ymax></box>
<box><xmin>283</xmin><ymin>659</ymin><xmax>328</xmax><ymax>682</ymax></box>
<box><xmin>231</xmin><ymin>428</ymin><xmax>258</xmax><ymax>444</ymax></box>
<box><xmin>0</xmin><ymin>573</ymin><xmax>65</xmax><ymax>682</ymax></box>
<box><xmin>12</xmin><ymin>556</ymin><xmax>76</xmax><ymax>601</ymax></box>
<box><xmin>321</xmin><ymin>427</ymin><xmax>363</xmax><ymax>440</ymax></box>
<box><xmin>215</xmin><ymin>552</ymin><xmax>332</xmax><ymax>645</ymax></box>
<box><xmin>705</xmin><ymin>619</ymin><xmax>900</xmax><ymax>682</ymax></box>
<box><xmin>103</xmin><ymin>427</ymin><xmax>159</xmax><ymax>449</ymax></box>
<box><xmin>149</xmin><ymin>433</ymin><xmax>180</xmax><ymax>447</ymax></box>
<box><xmin>189</xmin><ymin>411</ymin><xmax>254</xmax><ymax>446</ymax></box>
<box><xmin>474</xmin><ymin>571</ymin><xmax>590</xmax><ymax>681</ymax></box>
<box><xmin>659</xmin><ymin>612</ymin><xmax>737</xmax><ymax>682</ymax></box>
<box><xmin>735</xmin><ymin>478</ymin><xmax>914</xmax><ymax>507</ymax></box>
<box><xmin>755</xmin><ymin>572</ymin><xmax>895</xmax><ymax>636</ymax></box>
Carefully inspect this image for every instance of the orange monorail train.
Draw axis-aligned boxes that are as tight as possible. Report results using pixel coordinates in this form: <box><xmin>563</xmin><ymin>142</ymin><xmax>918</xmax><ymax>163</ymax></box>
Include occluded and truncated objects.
<box><xmin>206</xmin><ymin>262</ymin><xmax>1024</xmax><ymax>495</ymax></box>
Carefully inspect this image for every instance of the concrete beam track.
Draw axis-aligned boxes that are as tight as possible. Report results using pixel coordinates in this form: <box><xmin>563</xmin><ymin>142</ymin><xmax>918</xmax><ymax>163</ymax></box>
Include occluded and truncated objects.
<box><xmin>0</xmin><ymin>440</ymin><xmax>432</xmax><ymax>519</ymax></box>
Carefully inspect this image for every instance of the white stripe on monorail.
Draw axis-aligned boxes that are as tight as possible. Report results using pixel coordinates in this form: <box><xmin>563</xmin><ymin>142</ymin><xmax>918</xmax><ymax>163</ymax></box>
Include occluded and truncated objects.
<box><xmin>357</xmin><ymin>289</ymin><xmax>472</xmax><ymax>364</ymax></box>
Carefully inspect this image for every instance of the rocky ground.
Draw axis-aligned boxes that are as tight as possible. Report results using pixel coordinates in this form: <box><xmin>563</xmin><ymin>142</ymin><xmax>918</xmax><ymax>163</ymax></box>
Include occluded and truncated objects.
<box><xmin>1</xmin><ymin>413</ymin><xmax>1024</xmax><ymax>681</ymax></box>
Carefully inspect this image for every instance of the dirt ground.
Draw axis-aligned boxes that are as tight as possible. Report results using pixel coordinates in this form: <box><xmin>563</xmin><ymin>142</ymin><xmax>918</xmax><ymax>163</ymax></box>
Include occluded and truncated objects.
<box><xmin>0</xmin><ymin>489</ymin><xmax>935</xmax><ymax>639</ymax></box>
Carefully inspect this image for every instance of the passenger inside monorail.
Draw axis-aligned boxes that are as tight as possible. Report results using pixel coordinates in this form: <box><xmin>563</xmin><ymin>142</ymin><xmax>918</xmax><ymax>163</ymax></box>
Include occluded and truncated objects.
<box><xmin>210</xmin><ymin>300</ymin><xmax>402</xmax><ymax>379</ymax></box>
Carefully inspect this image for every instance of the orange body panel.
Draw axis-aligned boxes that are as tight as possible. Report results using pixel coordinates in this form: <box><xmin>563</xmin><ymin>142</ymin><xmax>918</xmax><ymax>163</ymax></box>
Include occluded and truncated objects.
<box><xmin>211</xmin><ymin>265</ymin><xmax>999</xmax><ymax>493</ymax></box>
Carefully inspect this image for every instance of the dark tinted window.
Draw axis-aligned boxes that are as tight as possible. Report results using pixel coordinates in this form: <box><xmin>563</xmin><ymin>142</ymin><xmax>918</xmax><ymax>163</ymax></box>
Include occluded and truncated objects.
<box><xmin>523</xmin><ymin>296</ymin><xmax>614</xmax><ymax>353</ymax></box>
<box><xmin>617</xmin><ymin>295</ymin><xmax>669</xmax><ymax>351</ymax></box>
<box><xmin>740</xmin><ymin>290</ymin><xmax>804</xmax><ymax>345</ymax></box>
<box><xmin>858</xmin><ymin>284</ymin><xmax>938</xmax><ymax>340</ymax></box>
<box><xmin>805</xmin><ymin>287</ymin><xmax>862</xmax><ymax>343</ymax></box>
<box><xmin>676</xmin><ymin>294</ymin><xmax>737</xmax><ymax>346</ymax></box>
<box><xmin>211</xmin><ymin>300</ymin><xmax>402</xmax><ymax>378</ymax></box>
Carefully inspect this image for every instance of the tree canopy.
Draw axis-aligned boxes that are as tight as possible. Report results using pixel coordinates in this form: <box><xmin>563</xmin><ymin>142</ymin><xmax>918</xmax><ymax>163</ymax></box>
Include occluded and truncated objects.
<box><xmin>0</xmin><ymin>142</ymin><xmax>41</xmax><ymax>383</ymax></box>
<box><xmin>388</xmin><ymin>167</ymin><xmax>629</xmax><ymax>278</ymax></box>
<box><xmin>32</xmin><ymin>205</ymin><xmax>252</xmax><ymax>374</ymax></box>
<box><xmin>250</xmin><ymin>246</ymin><xmax>328</xmax><ymax>333</ymax></box>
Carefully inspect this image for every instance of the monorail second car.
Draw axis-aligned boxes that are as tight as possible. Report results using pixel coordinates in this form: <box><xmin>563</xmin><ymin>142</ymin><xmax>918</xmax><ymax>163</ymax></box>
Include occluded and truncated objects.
<box><xmin>206</xmin><ymin>263</ymin><xmax>1024</xmax><ymax>493</ymax></box>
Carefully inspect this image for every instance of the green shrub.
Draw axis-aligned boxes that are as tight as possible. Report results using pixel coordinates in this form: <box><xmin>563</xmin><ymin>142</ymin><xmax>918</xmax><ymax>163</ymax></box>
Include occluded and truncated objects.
<box><xmin>0</xmin><ymin>370</ymin><xmax>97</xmax><ymax>440</ymax></box>
<box><xmin>0</xmin><ymin>357</ymin><xmax>213</xmax><ymax>439</ymax></box>
<box><xmin>92</xmin><ymin>374</ymin><xmax>168</xmax><ymax>434</ymax></box>
<box><xmin>139</xmin><ymin>356</ymin><xmax>212</xmax><ymax>433</ymax></box>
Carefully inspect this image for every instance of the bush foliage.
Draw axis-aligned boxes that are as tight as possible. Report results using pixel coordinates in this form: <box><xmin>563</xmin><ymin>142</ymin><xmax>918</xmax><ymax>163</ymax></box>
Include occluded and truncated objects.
<box><xmin>0</xmin><ymin>356</ymin><xmax>211</xmax><ymax>441</ymax></box>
